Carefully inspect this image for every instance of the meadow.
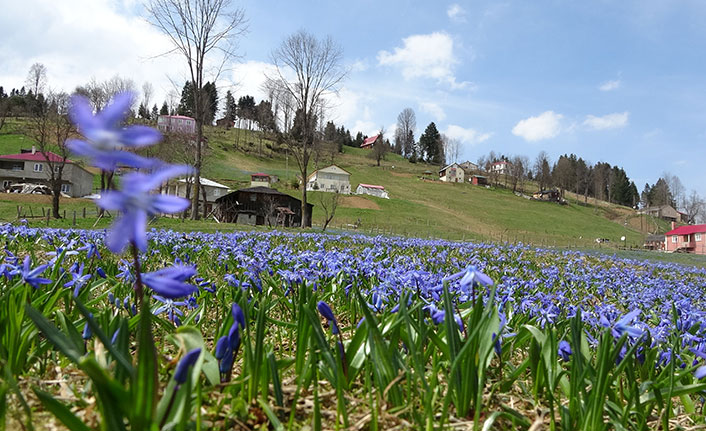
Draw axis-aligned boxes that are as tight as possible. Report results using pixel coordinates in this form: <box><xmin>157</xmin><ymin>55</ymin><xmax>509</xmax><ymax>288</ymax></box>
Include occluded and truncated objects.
<box><xmin>2</xmin><ymin>223</ymin><xmax>706</xmax><ymax>430</ymax></box>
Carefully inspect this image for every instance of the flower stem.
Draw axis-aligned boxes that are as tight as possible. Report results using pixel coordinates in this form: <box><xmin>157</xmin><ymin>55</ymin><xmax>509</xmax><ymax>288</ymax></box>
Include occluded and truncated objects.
<box><xmin>131</xmin><ymin>242</ymin><xmax>145</xmax><ymax>309</ymax></box>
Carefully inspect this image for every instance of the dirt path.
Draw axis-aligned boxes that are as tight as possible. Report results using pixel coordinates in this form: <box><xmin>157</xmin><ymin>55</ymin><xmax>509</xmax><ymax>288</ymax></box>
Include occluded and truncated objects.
<box><xmin>340</xmin><ymin>196</ymin><xmax>381</xmax><ymax>210</ymax></box>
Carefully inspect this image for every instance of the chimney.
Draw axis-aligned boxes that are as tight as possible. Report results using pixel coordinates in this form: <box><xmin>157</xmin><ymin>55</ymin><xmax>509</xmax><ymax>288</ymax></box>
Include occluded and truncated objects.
<box><xmin>31</xmin><ymin>146</ymin><xmax>36</xmax><ymax>155</ymax></box>
<box><xmin>671</xmin><ymin>221</ymin><xmax>676</xmax><ymax>231</ymax></box>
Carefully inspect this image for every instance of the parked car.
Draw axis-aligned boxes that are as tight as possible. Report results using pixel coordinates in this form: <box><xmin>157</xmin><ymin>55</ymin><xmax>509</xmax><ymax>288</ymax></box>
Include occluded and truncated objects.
<box><xmin>8</xmin><ymin>183</ymin><xmax>52</xmax><ymax>195</ymax></box>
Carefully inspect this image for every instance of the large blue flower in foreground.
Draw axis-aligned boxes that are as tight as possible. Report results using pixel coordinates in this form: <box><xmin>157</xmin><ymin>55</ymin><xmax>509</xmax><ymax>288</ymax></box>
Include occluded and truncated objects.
<box><xmin>66</xmin><ymin>92</ymin><xmax>160</xmax><ymax>170</ymax></box>
<box><xmin>142</xmin><ymin>265</ymin><xmax>198</xmax><ymax>299</ymax></box>
<box><xmin>96</xmin><ymin>165</ymin><xmax>192</xmax><ymax>253</ymax></box>
<box><xmin>21</xmin><ymin>256</ymin><xmax>52</xmax><ymax>289</ymax></box>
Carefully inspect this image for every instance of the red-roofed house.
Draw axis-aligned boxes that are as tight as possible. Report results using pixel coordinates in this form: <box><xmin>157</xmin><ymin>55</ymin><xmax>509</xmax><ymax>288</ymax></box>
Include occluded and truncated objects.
<box><xmin>250</xmin><ymin>173</ymin><xmax>272</xmax><ymax>188</ymax></box>
<box><xmin>664</xmin><ymin>223</ymin><xmax>706</xmax><ymax>254</ymax></box>
<box><xmin>157</xmin><ymin>115</ymin><xmax>196</xmax><ymax>134</ymax></box>
<box><xmin>356</xmin><ymin>183</ymin><xmax>389</xmax><ymax>199</ymax></box>
<box><xmin>0</xmin><ymin>149</ymin><xmax>94</xmax><ymax>197</ymax></box>
<box><xmin>360</xmin><ymin>134</ymin><xmax>381</xmax><ymax>149</ymax></box>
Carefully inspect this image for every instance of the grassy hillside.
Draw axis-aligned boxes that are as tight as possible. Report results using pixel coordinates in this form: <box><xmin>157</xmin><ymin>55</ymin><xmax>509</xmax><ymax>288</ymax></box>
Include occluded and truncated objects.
<box><xmin>196</xmin><ymin>126</ymin><xmax>661</xmax><ymax>247</ymax></box>
<box><xmin>0</xmin><ymin>120</ymin><xmax>671</xmax><ymax>248</ymax></box>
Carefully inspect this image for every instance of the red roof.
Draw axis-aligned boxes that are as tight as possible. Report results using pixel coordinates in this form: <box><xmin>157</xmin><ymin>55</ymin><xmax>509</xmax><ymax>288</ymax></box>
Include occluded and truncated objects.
<box><xmin>358</xmin><ymin>183</ymin><xmax>385</xmax><ymax>190</ymax></box>
<box><xmin>665</xmin><ymin>224</ymin><xmax>706</xmax><ymax>236</ymax></box>
<box><xmin>251</xmin><ymin>173</ymin><xmax>270</xmax><ymax>178</ymax></box>
<box><xmin>0</xmin><ymin>151</ymin><xmax>73</xmax><ymax>163</ymax></box>
<box><xmin>361</xmin><ymin>135</ymin><xmax>380</xmax><ymax>147</ymax></box>
<box><xmin>160</xmin><ymin>115</ymin><xmax>195</xmax><ymax>121</ymax></box>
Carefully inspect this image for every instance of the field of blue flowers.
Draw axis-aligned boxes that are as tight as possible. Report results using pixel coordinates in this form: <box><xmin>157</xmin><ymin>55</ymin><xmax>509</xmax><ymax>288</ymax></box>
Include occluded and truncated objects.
<box><xmin>2</xmin><ymin>92</ymin><xmax>706</xmax><ymax>430</ymax></box>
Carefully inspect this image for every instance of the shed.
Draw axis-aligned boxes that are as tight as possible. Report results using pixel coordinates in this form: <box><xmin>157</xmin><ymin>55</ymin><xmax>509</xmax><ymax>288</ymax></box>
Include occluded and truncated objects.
<box><xmin>356</xmin><ymin>183</ymin><xmax>389</xmax><ymax>199</ymax></box>
<box><xmin>470</xmin><ymin>175</ymin><xmax>488</xmax><ymax>186</ymax></box>
<box><xmin>214</xmin><ymin>187</ymin><xmax>313</xmax><ymax>227</ymax></box>
<box><xmin>250</xmin><ymin>173</ymin><xmax>272</xmax><ymax>188</ymax></box>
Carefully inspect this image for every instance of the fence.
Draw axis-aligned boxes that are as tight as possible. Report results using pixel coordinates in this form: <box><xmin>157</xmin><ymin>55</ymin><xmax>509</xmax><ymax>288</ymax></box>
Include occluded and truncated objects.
<box><xmin>15</xmin><ymin>205</ymin><xmax>111</xmax><ymax>227</ymax></box>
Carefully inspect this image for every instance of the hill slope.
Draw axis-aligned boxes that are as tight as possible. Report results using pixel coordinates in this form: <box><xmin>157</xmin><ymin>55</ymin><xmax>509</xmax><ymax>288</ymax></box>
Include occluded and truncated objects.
<box><xmin>200</xmin><ymin>126</ymin><xmax>653</xmax><ymax>247</ymax></box>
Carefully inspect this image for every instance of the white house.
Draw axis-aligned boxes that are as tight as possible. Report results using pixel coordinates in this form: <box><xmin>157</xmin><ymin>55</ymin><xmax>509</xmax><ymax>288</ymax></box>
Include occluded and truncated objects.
<box><xmin>491</xmin><ymin>160</ymin><xmax>511</xmax><ymax>175</ymax></box>
<box><xmin>439</xmin><ymin>163</ymin><xmax>465</xmax><ymax>183</ymax></box>
<box><xmin>164</xmin><ymin>177</ymin><xmax>230</xmax><ymax>213</ymax></box>
<box><xmin>306</xmin><ymin>165</ymin><xmax>351</xmax><ymax>194</ymax></box>
<box><xmin>157</xmin><ymin>115</ymin><xmax>196</xmax><ymax>135</ymax></box>
<box><xmin>356</xmin><ymin>183</ymin><xmax>389</xmax><ymax>199</ymax></box>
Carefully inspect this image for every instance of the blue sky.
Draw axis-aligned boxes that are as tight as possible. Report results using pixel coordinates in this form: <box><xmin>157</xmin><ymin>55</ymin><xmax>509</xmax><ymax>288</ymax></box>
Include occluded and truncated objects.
<box><xmin>2</xmin><ymin>0</ymin><xmax>706</xmax><ymax>198</ymax></box>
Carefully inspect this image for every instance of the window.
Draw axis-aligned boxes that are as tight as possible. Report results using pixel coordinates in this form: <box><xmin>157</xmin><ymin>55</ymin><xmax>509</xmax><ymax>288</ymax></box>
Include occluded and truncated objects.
<box><xmin>672</xmin><ymin>236</ymin><xmax>677</xmax><ymax>243</ymax></box>
<box><xmin>33</xmin><ymin>163</ymin><xmax>43</xmax><ymax>172</ymax></box>
<box><xmin>696</xmin><ymin>234</ymin><xmax>702</xmax><ymax>241</ymax></box>
<box><xmin>61</xmin><ymin>184</ymin><xmax>70</xmax><ymax>193</ymax></box>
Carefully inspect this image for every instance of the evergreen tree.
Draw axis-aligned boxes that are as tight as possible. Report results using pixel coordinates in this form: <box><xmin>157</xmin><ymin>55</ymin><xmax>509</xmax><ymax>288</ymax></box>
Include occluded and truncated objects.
<box><xmin>138</xmin><ymin>103</ymin><xmax>150</xmax><ymax>119</ymax></box>
<box><xmin>160</xmin><ymin>101</ymin><xmax>169</xmax><ymax>115</ymax></box>
<box><xmin>419</xmin><ymin>122</ymin><xmax>442</xmax><ymax>164</ymax></box>
<box><xmin>237</xmin><ymin>95</ymin><xmax>256</xmax><ymax>127</ymax></box>
<box><xmin>151</xmin><ymin>104</ymin><xmax>159</xmax><ymax>119</ymax></box>
<box><xmin>202</xmin><ymin>81</ymin><xmax>218</xmax><ymax>124</ymax></box>
<box><xmin>177</xmin><ymin>81</ymin><xmax>195</xmax><ymax>117</ymax></box>
<box><xmin>354</xmin><ymin>131</ymin><xmax>364</xmax><ymax>148</ymax></box>
<box><xmin>224</xmin><ymin>90</ymin><xmax>237</xmax><ymax>124</ymax></box>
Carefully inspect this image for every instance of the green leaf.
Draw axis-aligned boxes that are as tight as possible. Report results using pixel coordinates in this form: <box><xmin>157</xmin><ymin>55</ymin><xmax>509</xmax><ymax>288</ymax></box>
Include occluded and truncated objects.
<box><xmin>24</xmin><ymin>304</ymin><xmax>81</xmax><ymax>364</ymax></box>
<box><xmin>33</xmin><ymin>388</ymin><xmax>91</xmax><ymax>431</ymax></box>
<box><xmin>131</xmin><ymin>301</ymin><xmax>157</xmax><ymax>430</ymax></box>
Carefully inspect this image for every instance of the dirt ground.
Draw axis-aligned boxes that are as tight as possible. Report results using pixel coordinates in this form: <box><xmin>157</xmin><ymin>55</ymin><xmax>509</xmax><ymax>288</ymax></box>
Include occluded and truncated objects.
<box><xmin>339</xmin><ymin>196</ymin><xmax>381</xmax><ymax>210</ymax></box>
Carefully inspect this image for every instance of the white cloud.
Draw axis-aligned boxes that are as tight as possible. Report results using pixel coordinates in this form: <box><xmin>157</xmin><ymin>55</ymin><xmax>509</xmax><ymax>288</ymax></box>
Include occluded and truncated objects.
<box><xmin>230</xmin><ymin>60</ymin><xmax>279</xmax><ymax>102</ymax></box>
<box><xmin>512</xmin><ymin>111</ymin><xmax>563</xmax><ymax>142</ymax></box>
<box><xmin>419</xmin><ymin>101</ymin><xmax>446</xmax><ymax>121</ymax></box>
<box><xmin>583</xmin><ymin>112</ymin><xmax>629</xmax><ymax>130</ymax></box>
<box><xmin>444</xmin><ymin>124</ymin><xmax>491</xmax><ymax>145</ymax></box>
<box><xmin>447</xmin><ymin>4</ymin><xmax>467</xmax><ymax>22</ymax></box>
<box><xmin>377</xmin><ymin>32</ymin><xmax>470</xmax><ymax>89</ymax></box>
<box><xmin>599</xmin><ymin>79</ymin><xmax>621</xmax><ymax>91</ymax></box>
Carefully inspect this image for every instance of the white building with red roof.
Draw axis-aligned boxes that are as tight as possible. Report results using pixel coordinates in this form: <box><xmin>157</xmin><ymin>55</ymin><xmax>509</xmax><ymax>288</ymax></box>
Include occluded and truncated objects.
<box><xmin>0</xmin><ymin>149</ymin><xmax>94</xmax><ymax>197</ymax></box>
<box><xmin>664</xmin><ymin>223</ymin><xmax>706</xmax><ymax>254</ymax></box>
<box><xmin>360</xmin><ymin>134</ymin><xmax>381</xmax><ymax>149</ymax></box>
<box><xmin>157</xmin><ymin>115</ymin><xmax>196</xmax><ymax>134</ymax></box>
<box><xmin>356</xmin><ymin>183</ymin><xmax>389</xmax><ymax>199</ymax></box>
<box><xmin>306</xmin><ymin>165</ymin><xmax>351</xmax><ymax>194</ymax></box>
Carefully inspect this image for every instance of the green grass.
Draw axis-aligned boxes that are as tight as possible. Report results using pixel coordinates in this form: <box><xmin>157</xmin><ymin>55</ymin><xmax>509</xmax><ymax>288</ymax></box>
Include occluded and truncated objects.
<box><xmin>199</xmin><ymin>126</ymin><xmax>652</xmax><ymax>248</ymax></box>
<box><xmin>0</xmin><ymin>121</ymin><xmax>668</xmax><ymax>249</ymax></box>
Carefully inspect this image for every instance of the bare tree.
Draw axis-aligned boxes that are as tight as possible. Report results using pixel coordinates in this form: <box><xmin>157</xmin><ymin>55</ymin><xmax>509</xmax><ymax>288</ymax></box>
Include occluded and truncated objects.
<box><xmin>26</xmin><ymin>63</ymin><xmax>48</xmax><ymax>96</ymax></box>
<box><xmin>370</xmin><ymin>128</ymin><xmax>388</xmax><ymax>167</ymax></box>
<box><xmin>24</xmin><ymin>92</ymin><xmax>74</xmax><ymax>218</ymax></box>
<box><xmin>683</xmin><ymin>190</ymin><xmax>704</xmax><ymax>224</ymax></box>
<box><xmin>147</xmin><ymin>0</ymin><xmax>247</xmax><ymax>219</ymax></box>
<box><xmin>266</xmin><ymin>30</ymin><xmax>346</xmax><ymax>228</ymax></box>
<box><xmin>75</xmin><ymin>77</ymin><xmax>107</xmax><ymax>111</ymax></box>
<box><xmin>318</xmin><ymin>191</ymin><xmax>340</xmax><ymax>231</ymax></box>
<box><xmin>534</xmin><ymin>151</ymin><xmax>551</xmax><ymax>191</ymax></box>
<box><xmin>395</xmin><ymin>108</ymin><xmax>416</xmax><ymax>158</ymax></box>
<box><xmin>510</xmin><ymin>155</ymin><xmax>527</xmax><ymax>193</ymax></box>
<box><xmin>142</xmin><ymin>82</ymin><xmax>154</xmax><ymax>112</ymax></box>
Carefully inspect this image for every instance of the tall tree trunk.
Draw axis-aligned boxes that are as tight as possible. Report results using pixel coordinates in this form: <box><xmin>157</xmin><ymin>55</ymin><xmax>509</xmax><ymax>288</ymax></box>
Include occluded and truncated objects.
<box><xmin>301</xmin><ymin>187</ymin><xmax>309</xmax><ymax>228</ymax></box>
<box><xmin>52</xmin><ymin>185</ymin><xmax>61</xmax><ymax>219</ymax></box>
<box><xmin>191</xmin><ymin>92</ymin><xmax>203</xmax><ymax>220</ymax></box>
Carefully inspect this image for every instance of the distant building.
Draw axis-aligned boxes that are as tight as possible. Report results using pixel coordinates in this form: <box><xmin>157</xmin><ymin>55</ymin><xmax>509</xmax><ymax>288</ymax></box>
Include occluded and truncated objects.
<box><xmin>665</xmin><ymin>223</ymin><xmax>706</xmax><ymax>254</ymax></box>
<box><xmin>470</xmin><ymin>175</ymin><xmax>488</xmax><ymax>186</ymax></box>
<box><xmin>491</xmin><ymin>160</ymin><xmax>511</xmax><ymax>175</ymax></box>
<box><xmin>214</xmin><ymin>186</ymin><xmax>313</xmax><ymax>227</ymax></box>
<box><xmin>306</xmin><ymin>165</ymin><xmax>351</xmax><ymax>194</ymax></box>
<box><xmin>157</xmin><ymin>115</ymin><xmax>196</xmax><ymax>134</ymax></box>
<box><xmin>250</xmin><ymin>173</ymin><xmax>272</xmax><ymax>188</ymax></box>
<box><xmin>644</xmin><ymin>234</ymin><xmax>665</xmax><ymax>251</ymax></box>
<box><xmin>361</xmin><ymin>134</ymin><xmax>381</xmax><ymax>149</ymax></box>
<box><xmin>439</xmin><ymin>163</ymin><xmax>465</xmax><ymax>183</ymax></box>
<box><xmin>163</xmin><ymin>177</ymin><xmax>230</xmax><ymax>214</ymax></box>
<box><xmin>638</xmin><ymin>205</ymin><xmax>688</xmax><ymax>223</ymax></box>
<box><xmin>532</xmin><ymin>189</ymin><xmax>561</xmax><ymax>202</ymax></box>
<box><xmin>459</xmin><ymin>161</ymin><xmax>479</xmax><ymax>174</ymax></box>
<box><xmin>0</xmin><ymin>149</ymin><xmax>93</xmax><ymax>197</ymax></box>
<box><xmin>356</xmin><ymin>183</ymin><xmax>389</xmax><ymax>199</ymax></box>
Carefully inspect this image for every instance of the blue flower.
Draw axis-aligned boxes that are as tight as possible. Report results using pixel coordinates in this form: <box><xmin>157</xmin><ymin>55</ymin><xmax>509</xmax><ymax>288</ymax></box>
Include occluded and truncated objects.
<box><xmin>612</xmin><ymin>309</ymin><xmax>644</xmax><ymax>339</ymax></box>
<box><xmin>67</xmin><ymin>92</ymin><xmax>161</xmax><ymax>171</ymax></box>
<box><xmin>317</xmin><ymin>301</ymin><xmax>339</xmax><ymax>334</ymax></box>
<box><xmin>21</xmin><ymin>256</ymin><xmax>52</xmax><ymax>289</ymax></box>
<box><xmin>153</xmin><ymin>295</ymin><xmax>187</xmax><ymax>326</ymax></box>
<box><xmin>96</xmin><ymin>165</ymin><xmax>192</xmax><ymax>253</ymax></box>
<box><xmin>142</xmin><ymin>265</ymin><xmax>198</xmax><ymax>299</ymax></box>
<box><xmin>174</xmin><ymin>348</ymin><xmax>201</xmax><ymax>384</ymax></box>
<box><xmin>558</xmin><ymin>340</ymin><xmax>572</xmax><ymax>361</ymax></box>
<box><xmin>64</xmin><ymin>263</ymin><xmax>92</xmax><ymax>297</ymax></box>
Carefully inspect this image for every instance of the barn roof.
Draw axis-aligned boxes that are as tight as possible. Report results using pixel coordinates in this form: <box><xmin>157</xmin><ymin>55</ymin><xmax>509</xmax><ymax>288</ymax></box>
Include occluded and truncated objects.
<box><xmin>358</xmin><ymin>183</ymin><xmax>385</xmax><ymax>190</ymax></box>
<box><xmin>361</xmin><ymin>135</ymin><xmax>379</xmax><ymax>147</ymax></box>
<box><xmin>665</xmin><ymin>224</ymin><xmax>706</xmax><ymax>236</ymax></box>
<box><xmin>0</xmin><ymin>151</ymin><xmax>73</xmax><ymax>163</ymax></box>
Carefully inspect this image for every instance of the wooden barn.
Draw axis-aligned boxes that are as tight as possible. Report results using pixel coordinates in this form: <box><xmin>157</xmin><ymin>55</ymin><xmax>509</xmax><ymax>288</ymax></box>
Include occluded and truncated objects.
<box><xmin>214</xmin><ymin>187</ymin><xmax>313</xmax><ymax>227</ymax></box>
